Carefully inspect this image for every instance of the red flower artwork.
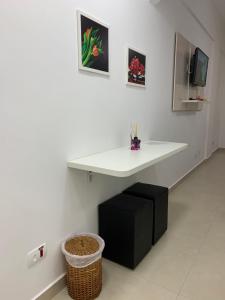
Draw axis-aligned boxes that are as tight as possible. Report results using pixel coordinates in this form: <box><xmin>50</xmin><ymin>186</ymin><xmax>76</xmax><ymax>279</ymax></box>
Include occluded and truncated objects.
<box><xmin>85</xmin><ymin>28</ymin><xmax>91</xmax><ymax>39</ymax></box>
<box><xmin>129</xmin><ymin>57</ymin><xmax>145</xmax><ymax>76</ymax></box>
<box><xmin>128</xmin><ymin>49</ymin><xmax>146</xmax><ymax>86</ymax></box>
<box><xmin>92</xmin><ymin>45</ymin><xmax>99</xmax><ymax>57</ymax></box>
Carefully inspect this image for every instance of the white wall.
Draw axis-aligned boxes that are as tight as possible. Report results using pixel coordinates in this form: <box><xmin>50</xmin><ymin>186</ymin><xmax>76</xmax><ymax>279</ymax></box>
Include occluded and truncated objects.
<box><xmin>0</xmin><ymin>0</ymin><xmax>224</xmax><ymax>299</ymax></box>
<box><xmin>182</xmin><ymin>0</ymin><xmax>225</xmax><ymax>45</ymax></box>
<box><xmin>218</xmin><ymin>52</ymin><xmax>225</xmax><ymax>147</ymax></box>
<box><xmin>182</xmin><ymin>0</ymin><xmax>225</xmax><ymax>155</ymax></box>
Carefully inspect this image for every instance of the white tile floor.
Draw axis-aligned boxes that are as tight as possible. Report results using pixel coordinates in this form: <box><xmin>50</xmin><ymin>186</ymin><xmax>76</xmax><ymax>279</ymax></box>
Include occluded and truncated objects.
<box><xmin>53</xmin><ymin>150</ymin><xmax>225</xmax><ymax>300</ymax></box>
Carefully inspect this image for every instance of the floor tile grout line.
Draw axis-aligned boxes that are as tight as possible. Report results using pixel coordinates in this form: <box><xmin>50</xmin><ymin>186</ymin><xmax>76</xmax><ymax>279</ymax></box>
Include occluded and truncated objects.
<box><xmin>170</xmin><ymin>151</ymin><xmax>223</xmax><ymax>299</ymax></box>
<box><xmin>176</xmin><ymin>215</ymin><xmax>214</xmax><ymax>298</ymax></box>
<box><xmin>134</xmin><ymin>276</ymin><xmax>179</xmax><ymax>298</ymax></box>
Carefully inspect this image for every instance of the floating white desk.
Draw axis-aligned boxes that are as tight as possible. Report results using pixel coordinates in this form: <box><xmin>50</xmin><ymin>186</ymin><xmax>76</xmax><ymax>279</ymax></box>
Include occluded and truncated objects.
<box><xmin>68</xmin><ymin>141</ymin><xmax>188</xmax><ymax>178</ymax></box>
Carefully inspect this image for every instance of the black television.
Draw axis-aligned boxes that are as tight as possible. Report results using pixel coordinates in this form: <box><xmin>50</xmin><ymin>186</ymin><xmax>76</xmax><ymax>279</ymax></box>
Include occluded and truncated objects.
<box><xmin>191</xmin><ymin>47</ymin><xmax>209</xmax><ymax>87</ymax></box>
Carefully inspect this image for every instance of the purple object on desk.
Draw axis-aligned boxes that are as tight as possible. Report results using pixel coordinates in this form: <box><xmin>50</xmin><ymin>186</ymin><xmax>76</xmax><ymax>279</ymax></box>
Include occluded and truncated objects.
<box><xmin>131</xmin><ymin>137</ymin><xmax>141</xmax><ymax>150</ymax></box>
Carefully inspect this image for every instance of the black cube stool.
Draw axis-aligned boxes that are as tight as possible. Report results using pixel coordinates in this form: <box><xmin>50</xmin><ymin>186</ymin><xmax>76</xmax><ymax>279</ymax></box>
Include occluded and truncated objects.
<box><xmin>124</xmin><ymin>182</ymin><xmax>168</xmax><ymax>245</ymax></box>
<box><xmin>98</xmin><ymin>193</ymin><xmax>153</xmax><ymax>269</ymax></box>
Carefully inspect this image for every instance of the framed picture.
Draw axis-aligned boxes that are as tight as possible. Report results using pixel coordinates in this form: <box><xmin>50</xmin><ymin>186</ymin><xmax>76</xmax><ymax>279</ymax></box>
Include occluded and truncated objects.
<box><xmin>77</xmin><ymin>10</ymin><xmax>109</xmax><ymax>75</ymax></box>
<box><xmin>126</xmin><ymin>47</ymin><xmax>146</xmax><ymax>87</ymax></box>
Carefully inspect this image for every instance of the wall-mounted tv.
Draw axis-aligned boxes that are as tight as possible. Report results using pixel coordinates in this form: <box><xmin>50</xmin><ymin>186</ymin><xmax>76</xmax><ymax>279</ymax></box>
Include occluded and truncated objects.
<box><xmin>191</xmin><ymin>47</ymin><xmax>209</xmax><ymax>87</ymax></box>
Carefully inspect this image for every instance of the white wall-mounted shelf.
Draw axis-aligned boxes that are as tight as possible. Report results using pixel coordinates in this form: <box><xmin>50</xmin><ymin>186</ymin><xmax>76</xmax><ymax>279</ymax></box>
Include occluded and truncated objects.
<box><xmin>67</xmin><ymin>141</ymin><xmax>188</xmax><ymax>177</ymax></box>
<box><xmin>182</xmin><ymin>99</ymin><xmax>209</xmax><ymax>103</ymax></box>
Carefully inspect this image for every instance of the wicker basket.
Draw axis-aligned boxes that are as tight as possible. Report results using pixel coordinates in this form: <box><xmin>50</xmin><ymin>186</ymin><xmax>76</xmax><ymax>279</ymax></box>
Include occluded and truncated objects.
<box><xmin>62</xmin><ymin>234</ymin><xmax>104</xmax><ymax>300</ymax></box>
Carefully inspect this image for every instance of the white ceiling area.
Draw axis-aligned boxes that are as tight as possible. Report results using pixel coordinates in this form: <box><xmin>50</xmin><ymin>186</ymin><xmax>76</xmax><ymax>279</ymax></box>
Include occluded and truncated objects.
<box><xmin>213</xmin><ymin>0</ymin><xmax>225</xmax><ymax>21</ymax></box>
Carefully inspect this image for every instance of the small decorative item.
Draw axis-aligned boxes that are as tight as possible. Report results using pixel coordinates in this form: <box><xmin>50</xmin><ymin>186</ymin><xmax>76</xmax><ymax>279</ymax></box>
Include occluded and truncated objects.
<box><xmin>127</xmin><ymin>47</ymin><xmax>146</xmax><ymax>87</ymax></box>
<box><xmin>130</xmin><ymin>123</ymin><xmax>141</xmax><ymax>150</ymax></box>
<box><xmin>77</xmin><ymin>10</ymin><xmax>109</xmax><ymax>75</ymax></box>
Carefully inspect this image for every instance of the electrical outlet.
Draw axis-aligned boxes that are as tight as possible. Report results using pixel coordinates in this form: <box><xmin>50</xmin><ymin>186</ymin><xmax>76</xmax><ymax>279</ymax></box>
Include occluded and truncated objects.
<box><xmin>27</xmin><ymin>243</ymin><xmax>47</xmax><ymax>267</ymax></box>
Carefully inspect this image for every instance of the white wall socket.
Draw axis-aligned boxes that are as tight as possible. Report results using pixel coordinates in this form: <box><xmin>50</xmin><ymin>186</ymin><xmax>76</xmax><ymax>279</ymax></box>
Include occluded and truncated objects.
<box><xmin>27</xmin><ymin>243</ymin><xmax>47</xmax><ymax>267</ymax></box>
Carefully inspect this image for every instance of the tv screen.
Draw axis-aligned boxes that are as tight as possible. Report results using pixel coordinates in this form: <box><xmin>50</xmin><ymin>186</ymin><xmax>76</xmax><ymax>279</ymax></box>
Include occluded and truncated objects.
<box><xmin>191</xmin><ymin>48</ymin><xmax>209</xmax><ymax>87</ymax></box>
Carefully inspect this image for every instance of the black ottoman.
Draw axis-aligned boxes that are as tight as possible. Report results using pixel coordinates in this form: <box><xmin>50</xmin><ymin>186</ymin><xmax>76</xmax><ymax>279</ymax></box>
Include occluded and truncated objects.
<box><xmin>98</xmin><ymin>193</ymin><xmax>153</xmax><ymax>269</ymax></box>
<box><xmin>123</xmin><ymin>183</ymin><xmax>168</xmax><ymax>245</ymax></box>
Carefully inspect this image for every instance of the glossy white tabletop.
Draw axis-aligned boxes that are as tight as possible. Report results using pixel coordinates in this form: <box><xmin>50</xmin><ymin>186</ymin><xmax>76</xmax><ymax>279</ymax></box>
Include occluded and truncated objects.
<box><xmin>67</xmin><ymin>141</ymin><xmax>188</xmax><ymax>177</ymax></box>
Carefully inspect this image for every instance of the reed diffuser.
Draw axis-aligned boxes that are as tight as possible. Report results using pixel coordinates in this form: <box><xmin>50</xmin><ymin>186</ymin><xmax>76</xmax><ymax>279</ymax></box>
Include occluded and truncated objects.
<box><xmin>130</xmin><ymin>123</ymin><xmax>141</xmax><ymax>150</ymax></box>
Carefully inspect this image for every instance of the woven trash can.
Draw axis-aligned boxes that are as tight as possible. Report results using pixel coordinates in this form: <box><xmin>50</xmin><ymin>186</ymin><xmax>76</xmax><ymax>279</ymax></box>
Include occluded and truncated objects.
<box><xmin>62</xmin><ymin>233</ymin><xmax>105</xmax><ymax>300</ymax></box>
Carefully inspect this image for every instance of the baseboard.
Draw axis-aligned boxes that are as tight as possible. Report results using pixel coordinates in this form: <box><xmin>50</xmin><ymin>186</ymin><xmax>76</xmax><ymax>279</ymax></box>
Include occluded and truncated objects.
<box><xmin>33</xmin><ymin>273</ymin><xmax>66</xmax><ymax>300</ymax></box>
<box><xmin>169</xmin><ymin>157</ymin><xmax>206</xmax><ymax>191</ymax></box>
<box><xmin>205</xmin><ymin>146</ymin><xmax>221</xmax><ymax>159</ymax></box>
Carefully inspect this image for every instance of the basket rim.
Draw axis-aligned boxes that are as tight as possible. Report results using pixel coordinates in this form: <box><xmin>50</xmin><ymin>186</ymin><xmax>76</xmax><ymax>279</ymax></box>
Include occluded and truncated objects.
<box><xmin>61</xmin><ymin>232</ymin><xmax>105</xmax><ymax>259</ymax></box>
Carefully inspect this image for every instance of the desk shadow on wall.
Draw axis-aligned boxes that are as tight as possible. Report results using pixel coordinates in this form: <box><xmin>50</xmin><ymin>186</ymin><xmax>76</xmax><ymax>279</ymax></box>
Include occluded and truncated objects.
<box><xmin>61</xmin><ymin>167</ymin><xmax>136</xmax><ymax>238</ymax></box>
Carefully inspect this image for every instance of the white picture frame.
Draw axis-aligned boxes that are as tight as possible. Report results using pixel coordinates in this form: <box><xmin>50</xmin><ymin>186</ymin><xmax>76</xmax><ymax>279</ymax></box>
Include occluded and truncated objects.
<box><xmin>126</xmin><ymin>46</ymin><xmax>146</xmax><ymax>88</ymax></box>
<box><xmin>77</xmin><ymin>10</ymin><xmax>110</xmax><ymax>75</ymax></box>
